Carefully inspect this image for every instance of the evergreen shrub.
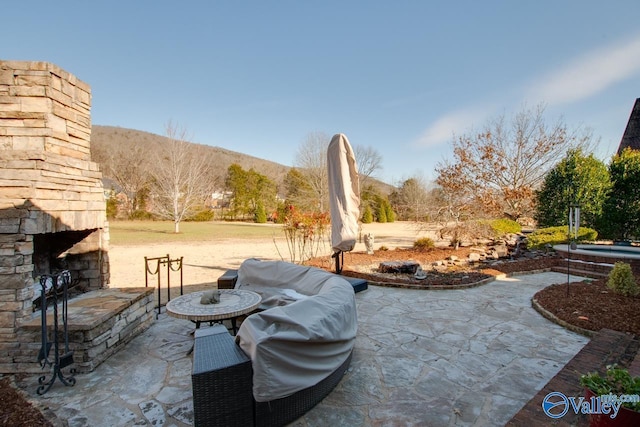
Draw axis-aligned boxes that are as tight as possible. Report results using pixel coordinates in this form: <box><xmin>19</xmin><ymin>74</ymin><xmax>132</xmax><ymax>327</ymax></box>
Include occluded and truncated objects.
<box><xmin>527</xmin><ymin>226</ymin><xmax>597</xmax><ymax>249</ymax></box>
<box><xmin>413</xmin><ymin>237</ymin><xmax>435</xmax><ymax>251</ymax></box>
<box><xmin>362</xmin><ymin>205</ymin><xmax>373</xmax><ymax>224</ymax></box>
<box><xmin>186</xmin><ymin>208</ymin><xmax>215</xmax><ymax>222</ymax></box>
<box><xmin>607</xmin><ymin>262</ymin><xmax>639</xmax><ymax>297</ymax></box>
<box><xmin>488</xmin><ymin>218</ymin><xmax>522</xmax><ymax>236</ymax></box>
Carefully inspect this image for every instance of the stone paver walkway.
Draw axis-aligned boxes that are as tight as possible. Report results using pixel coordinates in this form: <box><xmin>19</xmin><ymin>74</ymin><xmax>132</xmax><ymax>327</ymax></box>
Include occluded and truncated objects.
<box><xmin>18</xmin><ymin>272</ymin><xmax>589</xmax><ymax>426</ymax></box>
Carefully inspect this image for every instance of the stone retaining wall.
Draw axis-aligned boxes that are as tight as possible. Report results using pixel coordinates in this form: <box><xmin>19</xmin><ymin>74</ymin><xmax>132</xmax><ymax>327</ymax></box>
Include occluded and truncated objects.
<box><xmin>557</xmin><ymin>251</ymin><xmax>640</xmax><ymax>278</ymax></box>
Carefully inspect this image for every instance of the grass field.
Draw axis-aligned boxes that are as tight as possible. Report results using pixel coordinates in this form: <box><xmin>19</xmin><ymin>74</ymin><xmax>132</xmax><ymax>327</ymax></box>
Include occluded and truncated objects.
<box><xmin>109</xmin><ymin>220</ymin><xmax>284</xmax><ymax>245</ymax></box>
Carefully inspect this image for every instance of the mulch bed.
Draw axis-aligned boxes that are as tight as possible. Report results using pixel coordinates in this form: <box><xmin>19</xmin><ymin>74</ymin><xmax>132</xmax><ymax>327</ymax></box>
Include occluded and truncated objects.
<box><xmin>342</xmin><ymin>269</ymin><xmax>494</xmax><ymax>288</ymax></box>
<box><xmin>0</xmin><ymin>377</ymin><xmax>53</xmax><ymax>427</ymax></box>
<box><xmin>534</xmin><ymin>280</ymin><xmax>640</xmax><ymax>336</ymax></box>
<box><xmin>307</xmin><ymin>246</ymin><xmax>562</xmax><ymax>287</ymax></box>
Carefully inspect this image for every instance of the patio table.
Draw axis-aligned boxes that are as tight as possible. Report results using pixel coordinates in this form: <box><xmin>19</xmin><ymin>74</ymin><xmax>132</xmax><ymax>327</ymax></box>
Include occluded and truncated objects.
<box><xmin>166</xmin><ymin>289</ymin><xmax>261</xmax><ymax>334</ymax></box>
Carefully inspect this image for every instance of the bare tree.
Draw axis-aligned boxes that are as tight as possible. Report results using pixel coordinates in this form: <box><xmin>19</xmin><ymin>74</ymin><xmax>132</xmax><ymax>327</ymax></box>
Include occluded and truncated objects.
<box><xmin>150</xmin><ymin>122</ymin><xmax>210</xmax><ymax>233</ymax></box>
<box><xmin>390</xmin><ymin>175</ymin><xmax>431</xmax><ymax>222</ymax></box>
<box><xmin>294</xmin><ymin>132</ymin><xmax>330</xmax><ymax>212</ymax></box>
<box><xmin>353</xmin><ymin>144</ymin><xmax>382</xmax><ymax>188</ymax></box>
<box><xmin>91</xmin><ymin>130</ymin><xmax>152</xmax><ymax>217</ymax></box>
<box><xmin>432</xmin><ymin>164</ymin><xmax>478</xmax><ymax>248</ymax></box>
<box><xmin>435</xmin><ymin>104</ymin><xmax>595</xmax><ymax>220</ymax></box>
<box><xmin>107</xmin><ymin>144</ymin><xmax>152</xmax><ymax>217</ymax></box>
<box><xmin>294</xmin><ymin>132</ymin><xmax>382</xmax><ymax>212</ymax></box>
<box><xmin>434</xmin><ymin>165</ymin><xmax>474</xmax><ymax>220</ymax></box>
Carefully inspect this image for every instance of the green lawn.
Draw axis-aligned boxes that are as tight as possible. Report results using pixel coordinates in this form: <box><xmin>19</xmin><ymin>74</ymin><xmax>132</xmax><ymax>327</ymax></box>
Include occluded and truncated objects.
<box><xmin>109</xmin><ymin>220</ymin><xmax>283</xmax><ymax>245</ymax></box>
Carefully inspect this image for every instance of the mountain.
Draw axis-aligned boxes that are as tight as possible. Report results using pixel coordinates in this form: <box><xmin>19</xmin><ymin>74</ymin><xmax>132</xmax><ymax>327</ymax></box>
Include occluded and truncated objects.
<box><xmin>91</xmin><ymin>125</ymin><xmax>291</xmax><ymax>185</ymax></box>
<box><xmin>90</xmin><ymin>125</ymin><xmax>394</xmax><ymax>193</ymax></box>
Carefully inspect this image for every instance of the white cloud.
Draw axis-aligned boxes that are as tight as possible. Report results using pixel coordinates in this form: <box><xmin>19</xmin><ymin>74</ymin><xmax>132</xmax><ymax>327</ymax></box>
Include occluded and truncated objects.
<box><xmin>414</xmin><ymin>107</ymin><xmax>489</xmax><ymax>148</ymax></box>
<box><xmin>528</xmin><ymin>32</ymin><xmax>640</xmax><ymax>105</ymax></box>
<box><xmin>415</xmin><ymin>32</ymin><xmax>640</xmax><ymax>150</ymax></box>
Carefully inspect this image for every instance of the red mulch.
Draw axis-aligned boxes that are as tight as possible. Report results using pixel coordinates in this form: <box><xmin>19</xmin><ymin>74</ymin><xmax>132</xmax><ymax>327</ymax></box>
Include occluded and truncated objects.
<box><xmin>0</xmin><ymin>377</ymin><xmax>53</xmax><ymax>427</ymax></box>
<box><xmin>307</xmin><ymin>246</ymin><xmax>561</xmax><ymax>286</ymax></box>
<box><xmin>534</xmin><ymin>280</ymin><xmax>640</xmax><ymax>335</ymax></box>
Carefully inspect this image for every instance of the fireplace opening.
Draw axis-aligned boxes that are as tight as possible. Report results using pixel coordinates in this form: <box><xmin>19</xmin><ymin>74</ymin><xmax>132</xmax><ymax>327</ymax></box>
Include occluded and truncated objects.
<box><xmin>33</xmin><ymin>230</ymin><xmax>95</xmax><ymax>275</ymax></box>
<box><xmin>32</xmin><ymin>229</ymin><xmax>105</xmax><ymax>309</ymax></box>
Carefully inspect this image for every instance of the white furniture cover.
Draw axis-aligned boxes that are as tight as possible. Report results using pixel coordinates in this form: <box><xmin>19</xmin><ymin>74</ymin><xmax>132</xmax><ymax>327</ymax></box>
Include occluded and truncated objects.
<box><xmin>327</xmin><ymin>133</ymin><xmax>360</xmax><ymax>253</ymax></box>
<box><xmin>234</xmin><ymin>259</ymin><xmax>357</xmax><ymax>402</ymax></box>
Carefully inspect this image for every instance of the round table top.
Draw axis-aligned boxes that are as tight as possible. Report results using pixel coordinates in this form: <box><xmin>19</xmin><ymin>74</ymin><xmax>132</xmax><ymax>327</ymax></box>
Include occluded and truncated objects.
<box><xmin>166</xmin><ymin>289</ymin><xmax>262</xmax><ymax>322</ymax></box>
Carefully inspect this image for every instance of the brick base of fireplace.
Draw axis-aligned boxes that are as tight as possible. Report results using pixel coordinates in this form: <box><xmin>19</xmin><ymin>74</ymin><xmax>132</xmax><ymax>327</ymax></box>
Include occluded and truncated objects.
<box><xmin>20</xmin><ymin>288</ymin><xmax>155</xmax><ymax>373</ymax></box>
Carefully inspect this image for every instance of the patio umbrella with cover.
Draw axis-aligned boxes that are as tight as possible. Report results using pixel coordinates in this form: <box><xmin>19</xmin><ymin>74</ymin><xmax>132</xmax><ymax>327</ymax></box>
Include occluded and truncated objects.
<box><xmin>327</xmin><ymin>133</ymin><xmax>360</xmax><ymax>273</ymax></box>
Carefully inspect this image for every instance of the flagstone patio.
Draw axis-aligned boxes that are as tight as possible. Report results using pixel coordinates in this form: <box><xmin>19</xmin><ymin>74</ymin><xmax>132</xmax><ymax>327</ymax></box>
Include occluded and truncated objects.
<box><xmin>17</xmin><ymin>272</ymin><xmax>591</xmax><ymax>426</ymax></box>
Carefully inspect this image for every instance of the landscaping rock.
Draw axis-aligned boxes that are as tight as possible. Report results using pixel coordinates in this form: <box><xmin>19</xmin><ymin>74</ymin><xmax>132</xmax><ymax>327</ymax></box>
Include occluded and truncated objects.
<box><xmin>468</xmin><ymin>253</ymin><xmax>482</xmax><ymax>262</ymax></box>
<box><xmin>493</xmin><ymin>244</ymin><xmax>509</xmax><ymax>258</ymax></box>
<box><xmin>378</xmin><ymin>261</ymin><xmax>420</xmax><ymax>274</ymax></box>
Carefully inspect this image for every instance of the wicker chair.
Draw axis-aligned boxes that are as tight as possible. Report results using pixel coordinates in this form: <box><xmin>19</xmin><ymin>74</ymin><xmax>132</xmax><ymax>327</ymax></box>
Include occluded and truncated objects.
<box><xmin>192</xmin><ymin>326</ymin><xmax>253</xmax><ymax>426</ymax></box>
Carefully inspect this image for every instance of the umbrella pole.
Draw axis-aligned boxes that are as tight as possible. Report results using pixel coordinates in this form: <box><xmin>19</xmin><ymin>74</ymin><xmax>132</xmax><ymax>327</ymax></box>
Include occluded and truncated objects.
<box><xmin>333</xmin><ymin>251</ymin><xmax>344</xmax><ymax>274</ymax></box>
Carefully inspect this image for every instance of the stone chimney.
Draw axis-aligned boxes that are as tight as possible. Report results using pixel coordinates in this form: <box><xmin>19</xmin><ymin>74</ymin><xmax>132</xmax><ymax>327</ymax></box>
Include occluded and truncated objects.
<box><xmin>0</xmin><ymin>60</ymin><xmax>109</xmax><ymax>372</ymax></box>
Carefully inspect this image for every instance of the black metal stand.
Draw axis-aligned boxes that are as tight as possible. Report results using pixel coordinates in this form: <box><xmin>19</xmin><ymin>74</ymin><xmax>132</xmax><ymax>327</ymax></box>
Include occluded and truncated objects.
<box><xmin>332</xmin><ymin>250</ymin><xmax>344</xmax><ymax>274</ymax></box>
<box><xmin>145</xmin><ymin>254</ymin><xmax>183</xmax><ymax>318</ymax></box>
<box><xmin>37</xmin><ymin>271</ymin><xmax>76</xmax><ymax>395</ymax></box>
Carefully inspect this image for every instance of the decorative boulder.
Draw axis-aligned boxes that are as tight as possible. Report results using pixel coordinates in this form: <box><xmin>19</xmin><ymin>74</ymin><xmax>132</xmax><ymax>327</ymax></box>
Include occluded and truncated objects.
<box><xmin>468</xmin><ymin>253</ymin><xmax>482</xmax><ymax>262</ymax></box>
<box><xmin>378</xmin><ymin>261</ymin><xmax>420</xmax><ymax>274</ymax></box>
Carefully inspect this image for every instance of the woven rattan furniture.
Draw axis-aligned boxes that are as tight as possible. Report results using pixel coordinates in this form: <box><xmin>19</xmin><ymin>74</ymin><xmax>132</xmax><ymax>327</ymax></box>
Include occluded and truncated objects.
<box><xmin>191</xmin><ymin>323</ymin><xmax>353</xmax><ymax>427</ymax></box>
<box><xmin>216</xmin><ymin>269</ymin><xmax>238</xmax><ymax>290</ymax></box>
<box><xmin>192</xmin><ymin>325</ymin><xmax>253</xmax><ymax>427</ymax></box>
<box><xmin>253</xmin><ymin>352</ymin><xmax>353</xmax><ymax>427</ymax></box>
<box><xmin>166</xmin><ymin>289</ymin><xmax>261</xmax><ymax>333</ymax></box>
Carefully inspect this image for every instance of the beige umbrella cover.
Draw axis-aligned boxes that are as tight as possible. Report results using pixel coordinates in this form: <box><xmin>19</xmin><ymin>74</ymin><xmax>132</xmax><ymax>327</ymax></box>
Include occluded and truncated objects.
<box><xmin>327</xmin><ymin>133</ymin><xmax>360</xmax><ymax>256</ymax></box>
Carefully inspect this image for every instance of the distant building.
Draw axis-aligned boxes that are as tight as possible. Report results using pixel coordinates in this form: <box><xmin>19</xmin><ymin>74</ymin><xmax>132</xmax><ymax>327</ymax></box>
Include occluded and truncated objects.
<box><xmin>617</xmin><ymin>98</ymin><xmax>640</xmax><ymax>154</ymax></box>
<box><xmin>210</xmin><ymin>190</ymin><xmax>232</xmax><ymax>208</ymax></box>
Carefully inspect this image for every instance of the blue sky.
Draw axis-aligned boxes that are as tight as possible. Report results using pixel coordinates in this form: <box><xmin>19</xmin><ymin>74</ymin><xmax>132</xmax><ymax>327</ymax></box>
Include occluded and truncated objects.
<box><xmin>4</xmin><ymin>1</ymin><xmax>640</xmax><ymax>185</ymax></box>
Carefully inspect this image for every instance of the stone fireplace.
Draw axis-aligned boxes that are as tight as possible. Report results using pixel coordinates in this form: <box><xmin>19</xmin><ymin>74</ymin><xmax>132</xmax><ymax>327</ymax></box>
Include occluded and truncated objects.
<box><xmin>0</xmin><ymin>60</ymin><xmax>110</xmax><ymax>373</ymax></box>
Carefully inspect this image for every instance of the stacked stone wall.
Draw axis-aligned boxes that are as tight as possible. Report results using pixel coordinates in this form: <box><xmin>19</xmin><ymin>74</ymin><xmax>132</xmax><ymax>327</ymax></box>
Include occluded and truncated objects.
<box><xmin>0</xmin><ymin>60</ymin><xmax>110</xmax><ymax>373</ymax></box>
<box><xmin>0</xmin><ymin>61</ymin><xmax>105</xmax><ymax>232</ymax></box>
<box><xmin>18</xmin><ymin>288</ymin><xmax>155</xmax><ymax>374</ymax></box>
<box><xmin>0</xmin><ymin>60</ymin><xmax>91</xmax><ymax>159</ymax></box>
